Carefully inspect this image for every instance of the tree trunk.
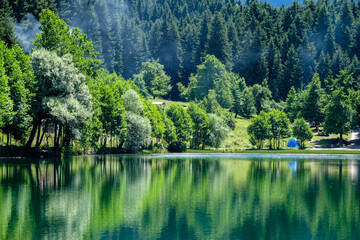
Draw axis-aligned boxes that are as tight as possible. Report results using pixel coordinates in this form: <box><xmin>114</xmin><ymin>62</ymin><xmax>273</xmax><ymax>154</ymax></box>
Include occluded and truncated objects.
<box><xmin>54</xmin><ymin>123</ymin><xmax>58</xmax><ymax>147</ymax></box>
<box><xmin>37</xmin><ymin>123</ymin><xmax>48</xmax><ymax>148</ymax></box>
<box><xmin>340</xmin><ymin>132</ymin><xmax>343</xmax><ymax>146</ymax></box>
<box><xmin>57</xmin><ymin>125</ymin><xmax>62</xmax><ymax>147</ymax></box>
<box><xmin>62</xmin><ymin>126</ymin><xmax>71</xmax><ymax>147</ymax></box>
<box><xmin>35</xmin><ymin>124</ymin><xmax>42</xmax><ymax>147</ymax></box>
<box><xmin>26</xmin><ymin>121</ymin><xmax>40</xmax><ymax>147</ymax></box>
<box><xmin>118</xmin><ymin>141</ymin><xmax>125</xmax><ymax>149</ymax></box>
<box><xmin>53</xmin><ymin>124</ymin><xmax>62</xmax><ymax>156</ymax></box>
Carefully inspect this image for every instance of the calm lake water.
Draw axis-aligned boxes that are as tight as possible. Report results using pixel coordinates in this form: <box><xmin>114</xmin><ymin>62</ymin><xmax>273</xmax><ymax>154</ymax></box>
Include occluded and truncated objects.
<box><xmin>1</xmin><ymin>154</ymin><xmax>360</xmax><ymax>240</ymax></box>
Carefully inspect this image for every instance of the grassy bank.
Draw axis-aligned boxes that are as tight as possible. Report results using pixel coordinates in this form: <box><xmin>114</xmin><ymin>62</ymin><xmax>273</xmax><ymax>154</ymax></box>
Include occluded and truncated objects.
<box><xmin>184</xmin><ymin>148</ymin><xmax>360</xmax><ymax>155</ymax></box>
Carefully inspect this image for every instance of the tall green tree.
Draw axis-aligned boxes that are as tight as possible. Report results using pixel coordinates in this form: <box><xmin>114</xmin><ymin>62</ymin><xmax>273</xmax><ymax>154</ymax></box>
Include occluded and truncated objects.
<box><xmin>188</xmin><ymin>103</ymin><xmax>210</xmax><ymax>149</ymax></box>
<box><xmin>0</xmin><ymin>41</ymin><xmax>13</xmax><ymax>128</ymax></box>
<box><xmin>207</xmin><ymin>13</ymin><xmax>231</xmax><ymax>67</ymax></box>
<box><xmin>29</xmin><ymin>49</ymin><xmax>93</xmax><ymax>153</ymax></box>
<box><xmin>267</xmin><ymin>40</ymin><xmax>283</xmax><ymax>100</ymax></box>
<box><xmin>1</xmin><ymin>42</ymin><xmax>35</xmax><ymax>142</ymax></box>
<box><xmin>122</xmin><ymin>89</ymin><xmax>152</xmax><ymax>152</ymax></box>
<box><xmin>166</xmin><ymin>104</ymin><xmax>193</xmax><ymax>143</ymax></box>
<box><xmin>324</xmin><ymin>87</ymin><xmax>355</xmax><ymax>145</ymax></box>
<box><xmin>178</xmin><ymin>55</ymin><xmax>233</xmax><ymax>108</ymax></box>
<box><xmin>247</xmin><ymin>111</ymin><xmax>270</xmax><ymax>149</ymax></box>
<box><xmin>143</xmin><ymin>100</ymin><xmax>165</xmax><ymax>141</ymax></box>
<box><xmin>300</xmin><ymin>73</ymin><xmax>325</xmax><ymax>128</ymax></box>
<box><xmin>193</xmin><ymin>10</ymin><xmax>211</xmax><ymax>66</ymax></box>
<box><xmin>292</xmin><ymin>118</ymin><xmax>313</xmax><ymax>149</ymax></box>
<box><xmin>267</xmin><ymin>110</ymin><xmax>290</xmax><ymax>149</ymax></box>
<box><xmin>91</xmin><ymin>77</ymin><xmax>127</xmax><ymax>148</ymax></box>
<box><xmin>206</xmin><ymin>114</ymin><xmax>229</xmax><ymax>148</ymax></box>
<box><xmin>0</xmin><ymin>0</ymin><xmax>16</xmax><ymax>46</ymax></box>
<box><xmin>34</xmin><ymin>9</ymin><xmax>100</xmax><ymax>77</ymax></box>
<box><xmin>250</xmin><ymin>79</ymin><xmax>273</xmax><ymax>114</ymax></box>
<box><xmin>133</xmin><ymin>59</ymin><xmax>172</xmax><ymax>98</ymax></box>
<box><xmin>282</xmin><ymin>45</ymin><xmax>303</xmax><ymax>96</ymax></box>
<box><xmin>285</xmin><ymin>86</ymin><xmax>298</xmax><ymax>122</ymax></box>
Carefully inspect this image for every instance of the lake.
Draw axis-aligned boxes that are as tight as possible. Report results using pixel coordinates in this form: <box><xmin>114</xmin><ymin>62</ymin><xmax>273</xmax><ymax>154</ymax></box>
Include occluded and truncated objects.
<box><xmin>1</xmin><ymin>154</ymin><xmax>360</xmax><ymax>239</ymax></box>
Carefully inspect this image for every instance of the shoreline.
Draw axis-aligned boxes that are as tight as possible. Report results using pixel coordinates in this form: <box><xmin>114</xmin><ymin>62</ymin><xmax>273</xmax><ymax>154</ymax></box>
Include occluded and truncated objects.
<box><xmin>1</xmin><ymin>148</ymin><xmax>360</xmax><ymax>161</ymax></box>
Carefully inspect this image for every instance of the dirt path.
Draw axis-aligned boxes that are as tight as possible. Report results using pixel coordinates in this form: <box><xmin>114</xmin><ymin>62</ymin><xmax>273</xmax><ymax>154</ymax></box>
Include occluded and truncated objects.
<box><xmin>309</xmin><ymin>129</ymin><xmax>360</xmax><ymax>150</ymax></box>
<box><xmin>350</xmin><ymin>130</ymin><xmax>360</xmax><ymax>142</ymax></box>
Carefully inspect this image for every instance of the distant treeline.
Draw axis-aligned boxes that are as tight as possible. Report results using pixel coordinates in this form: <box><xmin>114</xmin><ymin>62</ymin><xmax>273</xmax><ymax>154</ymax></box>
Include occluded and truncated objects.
<box><xmin>2</xmin><ymin>0</ymin><xmax>360</xmax><ymax>100</ymax></box>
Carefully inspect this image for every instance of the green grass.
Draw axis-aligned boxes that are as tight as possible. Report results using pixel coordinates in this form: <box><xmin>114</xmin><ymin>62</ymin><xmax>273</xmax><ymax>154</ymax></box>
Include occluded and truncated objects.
<box><xmin>223</xmin><ymin>117</ymin><xmax>252</xmax><ymax>149</ymax></box>
<box><xmin>309</xmin><ymin>127</ymin><xmax>350</xmax><ymax>147</ymax></box>
<box><xmin>185</xmin><ymin>148</ymin><xmax>360</xmax><ymax>155</ymax></box>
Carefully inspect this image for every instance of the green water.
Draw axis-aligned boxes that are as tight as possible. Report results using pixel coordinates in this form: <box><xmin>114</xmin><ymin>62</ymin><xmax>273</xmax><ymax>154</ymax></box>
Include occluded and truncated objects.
<box><xmin>0</xmin><ymin>154</ymin><xmax>360</xmax><ymax>240</ymax></box>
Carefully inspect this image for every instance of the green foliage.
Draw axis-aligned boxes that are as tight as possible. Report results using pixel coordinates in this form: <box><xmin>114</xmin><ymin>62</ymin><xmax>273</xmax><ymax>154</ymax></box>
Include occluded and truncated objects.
<box><xmin>122</xmin><ymin>89</ymin><xmax>144</xmax><ymax>115</ymax></box>
<box><xmin>207</xmin><ymin>13</ymin><xmax>231</xmax><ymax>67</ymax></box>
<box><xmin>2</xmin><ymin>0</ymin><xmax>360</xmax><ymax>154</ymax></box>
<box><xmin>292</xmin><ymin>118</ymin><xmax>313</xmax><ymax>149</ymax></box>
<box><xmin>232</xmin><ymin>86</ymin><xmax>256</xmax><ymax>118</ymax></box>
<box><xmin>34</xmin><ymin>9</ymin><xmax>100</xmax><ymax>78</ymax></box>
<box><xmin>133</xmin><ymin>59</ymin><xmax>172</xmax><ymax>98</ymax></box>
<box><xmin>89</xmin><ymin>73</ymin><xmax>127</xmax><ymax>148</ymax></box>
<box><xmin>247</xmin><ymin>110</ymin><xmax>290</xmax><ymax>149</ymax></box>
<box><xmin>301</xmin><ymin>73</ymin><xmax>325</xmax><ymax>124</ymax></box>
<box><xmin>165</xmin><ymin>105</ymin><xmax>193</xmax><ymax>144</ymax></box>
<box><xmin>206</xmin><ymin>114</ymin><xmax>230</xmax><ymax>148</ymax></box>
<box><xmin>30</xmin><ymin>49</ymin><xmax>92</xmax><ymax>148</ymax></box>
<box><xmin>4</xmin><ymin>0</ymin><xmax>360</xmax><ymax>102</ymax></box>
<box><xmin>0</xmin><ymin>0</ymin><xmax>16</xmax><ymax>46</ymax></box>
<box><xmin>0</xmin><ymin>42</ymin><xmax>12</xmax><ymax>128</ymax></box>
<box><xmin>187</xmin><ymin>103</ymin><xmax>210</xmax><ymax>149</ymax></box>
<box><xmin>285</xmin><ymin>86</ymin><xmax>298</xmax><ymax>121</ymax></box>
<box><xmin>125</xmin><ymin>111</ymin><xmax>152</xmax><ymax>153</ymax></box>
<box><xmin>247</xmin><ymin>112</ymin><xmax>270</xmax><ymax>149</ymax></box>
<box><xmin>323</xmin><ymin>69</ymin><xmax>358</xmax><ymax>145</ymax></box>
<box><xmin>178</xmin><ymin>55</ymin><xmax>233</xmax><ymax>108</ymax></box>
<box><xmin>199</xmin><ymin>90</ymin><xmax>223</xmax><ymax>116</ymax></box>
<box><xmin>267</xmin><ymin>110</ymin><xmax>291</xmax><ymax>149</ymax></box>
<box><xmin>250</xmin><ymin>80</ymin><xmax>273</xmax><ymax>114</ymax></box>
<box><xmin>161</xmin><ymin>110</ymin><xmax>177</xmax><ymax>145</ymax></box>
<box><xmin>0</xmin><ymin>42</ymin><xmax>35</xmax><ymax>141</ymax></box>
<box><xmin>143</xmin><ymin>100</ymin><xmax>165</xmax><ymax>141</ymax></box>
<box><xmin>121</xmin><ymin>89</ymin><xmax>153</xmax><ymax>152</ymax></box>
<box><xmin>324</xmin><ymin>88</ymin><xmax>355</xmax><ymax>144</ymax></box>
<box><xmin>167</xmin><ymin>141</ymin><xmax>187</xmax><ymax>153</ymax></box>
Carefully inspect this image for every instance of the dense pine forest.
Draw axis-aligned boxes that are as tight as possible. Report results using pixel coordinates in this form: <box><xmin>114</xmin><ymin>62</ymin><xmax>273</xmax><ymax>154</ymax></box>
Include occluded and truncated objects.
<box><xmin>1</xmin><ymin>0</ymin><xmax>360</xmax><ymax>100</ymax></box>
<box><xmin>1</xmin><ymin>0</ymin><xmax>360</xmax><ymax>154</ymax></box>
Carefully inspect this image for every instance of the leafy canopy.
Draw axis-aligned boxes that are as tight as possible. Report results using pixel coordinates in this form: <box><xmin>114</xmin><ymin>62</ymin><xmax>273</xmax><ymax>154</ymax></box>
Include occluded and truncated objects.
<box><xmin>34</xmin><ymin>9</ymin><xmax>101</xmax><ymax>78</ymax></box>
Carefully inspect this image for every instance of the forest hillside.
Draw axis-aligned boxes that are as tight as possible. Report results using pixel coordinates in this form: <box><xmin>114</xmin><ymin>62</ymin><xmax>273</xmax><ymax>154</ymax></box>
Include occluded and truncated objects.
<box><xmin>2</xmin><ymin>0</ymin><xmax>360</xmax><ymax>100</ymax></box>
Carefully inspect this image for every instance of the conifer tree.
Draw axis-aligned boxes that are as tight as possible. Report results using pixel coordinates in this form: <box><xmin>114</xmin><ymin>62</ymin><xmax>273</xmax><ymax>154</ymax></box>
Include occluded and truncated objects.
<box><xmin>0</xmin><ymin>0</ymin><xmax>16</xmax><ymax>46</ymax></box>
<box><xmin>282</xmin><ymin>45</ymin><xmax>303</xmax><ymax>96</ymax></box>
<box><xmin>301</xmin><ymin>73</ymin><xmax>325</xmax><ymax>128</ymax></box>
<box><xmin>207</xmin><ymin>13</ymin><xmax>231</xmax><ymax>67</ymax></box>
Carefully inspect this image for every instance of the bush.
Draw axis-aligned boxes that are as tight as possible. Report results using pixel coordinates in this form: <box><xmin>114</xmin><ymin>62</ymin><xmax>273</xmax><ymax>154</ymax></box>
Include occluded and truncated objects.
<box><xmin>167</xmin><ymin>141</ymin><xmax>187</xmax><ymax>152</ymax></box>
<box><xmin>154</xmin><ymin>142</ymin><xmax>164</xmax><ymax>149</ymax></box>
<box><xmin>206</xmin><ymin>114</ymin><xmax>229</xmax><ymax>148</ymax></box>
<box><xmin>125</xmin><ymin>111</ymin><xmax>152</xmax><ymax>153</ymax></box>
<box><xmin>226</xmin><ymin>114</ymin><xmax>236</xmax><ymax>130</ymax></box>
<box><xmin>292</xmin><ymin>118</ymin><xmax>313</xmax><ymax>149</ymax></box>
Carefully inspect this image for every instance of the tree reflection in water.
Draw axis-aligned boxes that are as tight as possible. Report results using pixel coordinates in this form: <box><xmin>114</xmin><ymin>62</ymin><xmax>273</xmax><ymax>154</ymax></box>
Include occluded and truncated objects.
<box><xmin>0</xmin><ymin>155</ymin><xmax>359</xmax><ymax>239</ymax></box>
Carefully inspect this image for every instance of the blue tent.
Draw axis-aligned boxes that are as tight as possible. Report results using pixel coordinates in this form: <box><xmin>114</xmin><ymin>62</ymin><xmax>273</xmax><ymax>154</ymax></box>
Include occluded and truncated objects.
<box><xmin>287</xmin><ymin>138</ymin><xmax>300</xmax><ymax>147</ymax></box>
